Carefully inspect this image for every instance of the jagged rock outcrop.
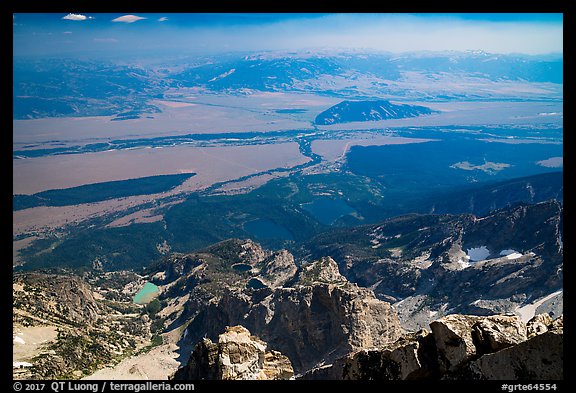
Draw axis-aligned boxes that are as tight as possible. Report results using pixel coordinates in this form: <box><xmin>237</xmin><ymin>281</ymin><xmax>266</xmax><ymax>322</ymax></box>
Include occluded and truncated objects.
<box><xmin>526</xmin><ymin>313</ymin><xmax>553</xmax><ymax>338</ymax></box>
<box><xmin>13</xmin><ymin>273</ymin><xmax>101</xmax><ymax>325</ymax></box>
<box><xmin>430</xmin><ymin>314</ymin><xmax>482</xmax><ymax>372</ymax></box>
<box><xmin>430</xmin><ymin>314</ymin><xmax>528</xmax><ymax>372</ymax></box>
<box><xmin>179</xmin><ymin>257</ymin><xmax>404</xmax><ymax>374</ymax></box>
<box><xmin>172</xmin><ymin>325</ymin><xmax>293</xmax><ymax>380</ymax></box>
<box><xmin>455</xmin><ymin>315</ymin><xmax>563</xmax><ymax>380</ymax></box>
<box><xmin>342</xmin><ymin>329</ymin><xmax>438</xmax><ymax>380</ymax></box>
<box><xmin>340</xmin><ymin>313</ymin><xmax>562</xmax><ymax>381</ymax></box>
<box><xmin>293</xmin><ymin>256</ymin><xmax>348</xmax><ymax>285</ymax></box>
<box><xmin>472</xmin><ymin>315</ymin><xmax>527</xmax><ymax>353</ymax></box>
<box><xmin>255</xmin><ymin>250</ymin><xmax>297</xmax><ymax>288</ymax></box>
<box><xmin>458</xmin><ymin>330</ymin><xmax>563</xmax><ymax>380</ymax></box>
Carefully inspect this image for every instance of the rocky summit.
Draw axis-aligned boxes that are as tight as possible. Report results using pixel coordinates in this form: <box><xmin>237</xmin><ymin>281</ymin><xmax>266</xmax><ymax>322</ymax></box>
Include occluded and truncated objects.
<box><xmin>172</xmin><ymin>325</ymin><xmax>293</xmax><ymax>380</ymax></box>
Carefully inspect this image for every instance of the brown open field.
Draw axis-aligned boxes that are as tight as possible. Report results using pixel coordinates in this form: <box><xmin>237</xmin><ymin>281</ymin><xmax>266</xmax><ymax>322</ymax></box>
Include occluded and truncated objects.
<box><xmin>13</xmin><ymin>142</ymin><xmax>309</xmax><ymax>195</ymax></box>
<box><xmin>13</xmin><ymin>194</ymin><xmax>172</xmax><ymax>238</ymax></box>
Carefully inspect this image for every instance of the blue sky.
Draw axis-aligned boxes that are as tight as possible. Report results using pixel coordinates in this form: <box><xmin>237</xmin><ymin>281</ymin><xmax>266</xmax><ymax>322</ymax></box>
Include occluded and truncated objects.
<box><xmin>13</xmin><ymin>13</ymin><xmax>563</xmax><ymax>57</ymax></box>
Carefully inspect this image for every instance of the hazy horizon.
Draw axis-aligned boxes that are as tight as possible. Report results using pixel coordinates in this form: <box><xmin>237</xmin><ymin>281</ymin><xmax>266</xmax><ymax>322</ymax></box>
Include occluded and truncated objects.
<box><xmin>13</xmin><ymin>13</ymin><xmax>563</xmax><ymax>58</ymax></box>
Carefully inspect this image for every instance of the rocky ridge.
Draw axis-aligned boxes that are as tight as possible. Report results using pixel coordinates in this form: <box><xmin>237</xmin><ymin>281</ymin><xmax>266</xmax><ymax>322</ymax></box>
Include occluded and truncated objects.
<box><xmin>302</xmin><ymin>200</ymin><xmax>563</xmax><ymax>330</ymax></box>
<box><xmin>13</xmin><ymin>201</ymin><xmax>563</xmax><ymax>380</ymax></box>
<box><xmin>150</xmin><ymin>202</ymin><xmax>563</xmax><ymax>379</ymax></box>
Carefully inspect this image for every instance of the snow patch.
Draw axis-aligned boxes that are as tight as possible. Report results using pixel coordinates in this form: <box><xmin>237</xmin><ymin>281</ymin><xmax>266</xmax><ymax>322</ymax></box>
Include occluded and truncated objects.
<box><xmin>467</xmin><ymin>246</ymin><xmax>490</xmax><ymax>261</ymax></box>
<box><xmin>516</xmin><ymin>290</ymin><xmax>563</xmax><ymax>323</ymax></box>
<box><xmin>208</xmin><ymin>68</ymin><xmax>236</xmax><ymax>83</ymax></box>
<box><xmin>499</xmin><ymin>249</ymin><xmax>522</xmax><ymax>260</ymax></box>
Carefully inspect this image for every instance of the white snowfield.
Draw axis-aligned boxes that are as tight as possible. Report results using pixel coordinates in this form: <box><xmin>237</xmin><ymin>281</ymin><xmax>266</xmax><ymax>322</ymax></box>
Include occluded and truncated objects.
<box><xmin>516</xmin><ymin>290</ymin><xmax>563</xmax><ymax>323</ymax></box>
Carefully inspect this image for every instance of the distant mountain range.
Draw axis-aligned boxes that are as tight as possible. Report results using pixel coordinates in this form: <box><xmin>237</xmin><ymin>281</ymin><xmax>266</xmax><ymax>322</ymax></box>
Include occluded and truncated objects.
<box><xmin>314</xmin><ymin>99</ymin><xmax>438</xmax><ymax>125</ymax></box>
<box><xmin>13</xmin><ymin>50</ymin><xmax>562</xmax><ymax>119</ymax></box>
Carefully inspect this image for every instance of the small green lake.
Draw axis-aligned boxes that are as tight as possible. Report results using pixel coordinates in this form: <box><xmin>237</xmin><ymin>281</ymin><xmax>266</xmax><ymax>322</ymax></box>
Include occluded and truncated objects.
<box><xmin>133</xmin><ymin>282</ymin><xmax>160</xmax><ymax>305</ymax></box>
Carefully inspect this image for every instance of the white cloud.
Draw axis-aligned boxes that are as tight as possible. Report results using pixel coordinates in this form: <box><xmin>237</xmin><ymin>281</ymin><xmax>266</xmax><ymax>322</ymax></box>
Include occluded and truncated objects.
<box><xmin>112</xmin><ymin>15</ymin><xmax>146</xmax><ymax>24</ymax></box>
<box><xmin>63</xmin><ymin>31</ymin><xmax>73</xmax><ymax>34</ymax></box>
<box><xmin>158</xmin><ymin>17</ymin><xmax>168</xmax><ymax>22</ymax></box>
<box><xmin>62</xmin><ymin>13</ymin><xmax>88</xmax><ymax>21</ymax></box>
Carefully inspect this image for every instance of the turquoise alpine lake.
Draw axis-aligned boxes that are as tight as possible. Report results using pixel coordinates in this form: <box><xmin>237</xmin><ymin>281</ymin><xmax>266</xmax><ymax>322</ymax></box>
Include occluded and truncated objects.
<box><xmin>133</xmin><ymin>282</ymin><xmax>160</xmax><ymax>305</ymax></box>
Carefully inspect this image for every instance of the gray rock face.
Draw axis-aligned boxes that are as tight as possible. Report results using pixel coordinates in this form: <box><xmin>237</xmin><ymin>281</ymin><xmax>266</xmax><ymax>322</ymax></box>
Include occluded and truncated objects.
<box><xmin>173</xmin><ymin>325</ymin><xmax>293</xmax><ymax>380</ymax></box>
<box><xmin>342</xmin><ymin>329</ymin><xmax>438</xmax><ymax>380</ymax></box>
<box><xmin>256</xmin><ymin>250</ymin><xmax>297</xmax><ymax>288</ymax></box>
<box><xmin>461</xmin><ymin>329</ymin><xmax>563</xmax><ymax>380</ymax></box>
<box><xmin>341</xmin><ymin>313</ymin><xmax>562</xmax><ymax>381</ymax></box>
<box><xmin>430</xmin><ymin>315</ymin><xmax>482</xmax><ymax>372</ymax></box>
<box><xmin>265</xmin><ymin>283</ymin><xmax>403</xmax><ymax>371</ymax></box>
<box><xmin>472</xmin><ymin>315</ymin><xmax>527</xmax><ymax>354</ymax></box>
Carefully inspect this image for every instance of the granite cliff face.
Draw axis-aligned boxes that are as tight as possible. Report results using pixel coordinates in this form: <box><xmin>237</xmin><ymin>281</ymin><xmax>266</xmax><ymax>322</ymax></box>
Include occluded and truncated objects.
<box><xmin>169</xmin><ymin>255</ymin><xmax>404</xmax><ymax>374</ymax></box>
